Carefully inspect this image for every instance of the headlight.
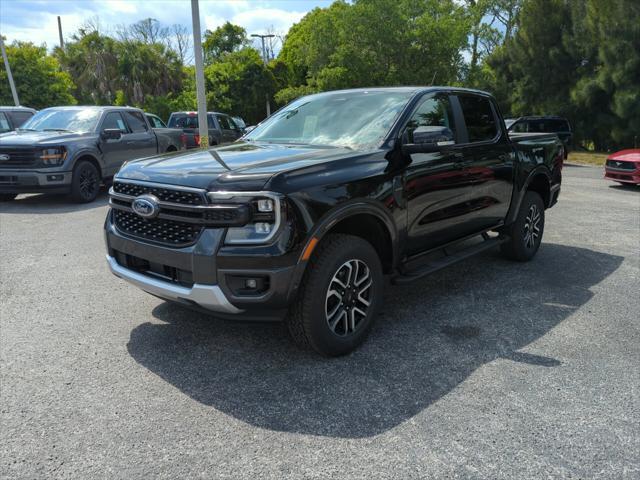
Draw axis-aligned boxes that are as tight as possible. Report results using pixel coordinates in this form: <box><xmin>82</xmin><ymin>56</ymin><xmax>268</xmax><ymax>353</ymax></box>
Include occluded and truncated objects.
<box><xmin>207</xmin><ymin>191</ymin><xmax>282</xmax><ymax>245</ymax></box>
<box><xmin>40</xmin><ymin>147</ymin><xmax>67</xmax><ymax>165</ymax></box>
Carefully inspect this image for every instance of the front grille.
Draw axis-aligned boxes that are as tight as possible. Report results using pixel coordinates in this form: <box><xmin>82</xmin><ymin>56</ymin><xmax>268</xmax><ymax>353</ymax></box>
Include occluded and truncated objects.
<box><xmin>114</xmin><ymin>209</ymin><xmax>203</xmax><ymax>246</ymax></box>
<box><xmin>606</xmin><ymin>160</ymin><xmax>635</xmax><ymax>170</ymax></box>
<box><xmin>112</xmin><ymin>181</ymin><xmax>205</xmax><ymax>205</ymax></box>
<box><xmin>0</xmin><ymin>147</ymin><xmax>38</xmax><ymax>168</ymax></box>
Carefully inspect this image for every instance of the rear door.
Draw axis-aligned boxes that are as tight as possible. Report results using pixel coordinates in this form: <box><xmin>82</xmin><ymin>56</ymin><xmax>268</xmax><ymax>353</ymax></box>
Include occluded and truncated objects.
<box><xmin>121</xmin><ymin>110</ymin><xmax>157</xmax><ymax>158</ymax></box>
<box><xmin>451</xmin><ymin>94</ymin><xmax>514</xmax><ymax>233</ymax></box>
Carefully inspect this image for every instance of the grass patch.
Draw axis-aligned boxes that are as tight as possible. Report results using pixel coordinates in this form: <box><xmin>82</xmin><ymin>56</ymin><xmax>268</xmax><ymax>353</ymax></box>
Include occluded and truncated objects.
<box><xmin>567</xmin><ymin>151</ymin><xmax>608</xmax><ymax>166</ymax></box>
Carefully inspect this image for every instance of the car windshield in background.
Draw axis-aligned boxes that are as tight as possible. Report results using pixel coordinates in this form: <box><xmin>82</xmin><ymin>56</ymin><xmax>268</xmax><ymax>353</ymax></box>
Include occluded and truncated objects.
<box><xmin>20</xmin><ymin>109</ymin><xmax>101</xmax><ymax>133</ymax></box>
<box><xmin>245</xmin><ymin>90</ymin><xmax>414</xmax><ymax>150</ymax></box>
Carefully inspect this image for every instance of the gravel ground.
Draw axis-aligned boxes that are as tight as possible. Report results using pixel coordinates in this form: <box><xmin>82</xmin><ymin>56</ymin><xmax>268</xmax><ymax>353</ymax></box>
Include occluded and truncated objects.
<box><xmin>1</xmin><ymin>166</ymin><xmax>638</xmax><ymax>479</ymax></box>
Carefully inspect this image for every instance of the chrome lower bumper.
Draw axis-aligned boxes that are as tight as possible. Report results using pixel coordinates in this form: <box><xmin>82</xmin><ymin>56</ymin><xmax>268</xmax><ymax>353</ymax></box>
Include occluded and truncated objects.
<box><xmin>106</xmin><ymin>255</ymin><xmax>242</xmax><ymax>314</ymax></box>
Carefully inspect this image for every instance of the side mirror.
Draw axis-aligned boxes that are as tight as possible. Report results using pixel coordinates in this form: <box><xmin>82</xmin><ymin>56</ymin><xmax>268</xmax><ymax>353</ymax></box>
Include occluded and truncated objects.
<box><xmin>101</xmin><ymin>128</ymin><xmax>122</xmax><ymax>141</ymax></box>
<box><xmin>244</xmin><ymin>125</ymin><xmax>256</xmax><ymax>134</ymax></box>
<box><xmin>401</xmin><ymin>126</ymin><xmax>454</xmax><ymax>154</ymax></box>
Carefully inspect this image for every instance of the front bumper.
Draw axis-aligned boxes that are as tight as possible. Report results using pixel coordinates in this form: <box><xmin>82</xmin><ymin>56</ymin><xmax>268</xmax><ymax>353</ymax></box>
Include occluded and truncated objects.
<box><xmin>0</xmin><ymin>169</ymin><xmax>72</xmax><ymax>193</ymax></box>
<box><xmin>604</xmin><ymin>166</ymin><xmax>640</xmax><ymax>184</ymax></box>
<box><xmin>104</xmin><ymin>210</ymin><xmax>298</xmax><ymax>320</ymax></box>
<box><xmin>106</xmin><ymin>254</ymin><xmax>242</xmax><ymax>314</ymax></box>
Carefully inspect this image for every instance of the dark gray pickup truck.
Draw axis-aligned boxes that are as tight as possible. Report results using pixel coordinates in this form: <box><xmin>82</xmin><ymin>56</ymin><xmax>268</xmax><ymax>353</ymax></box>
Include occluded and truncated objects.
<box><xmin>0</xmin><ymin>106</ymin><xmax>185</xmax><ymax>203</ymax></box>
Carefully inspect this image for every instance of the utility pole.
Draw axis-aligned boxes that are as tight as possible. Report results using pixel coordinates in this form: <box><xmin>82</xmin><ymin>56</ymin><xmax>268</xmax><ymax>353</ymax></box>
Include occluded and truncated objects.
<box><xmin>251</xmin><ymin>33</ymin><xmax>275</xmax><ymax>118</ymax></box>
<box><xmin>57</xmin><ymin>16</ymin><xmax>64</xmax><ymax>49</ymax></box>
<box><xmin>190</xmin><ymin>0</ymin><xmax>208</xmax><ymax>149</ymax></box>
<box><xmin>0</xmin><ymin>35</ymin><xmax>19</xmax><ymax>106</ymax></box>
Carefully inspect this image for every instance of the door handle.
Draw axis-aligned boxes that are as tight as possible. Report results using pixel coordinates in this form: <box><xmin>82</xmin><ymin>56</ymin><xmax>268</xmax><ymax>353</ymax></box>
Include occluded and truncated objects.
<box><xmin>452</xmin><ymin>152</ymin><xmax>465</xmax><ymax>162</ymax></box>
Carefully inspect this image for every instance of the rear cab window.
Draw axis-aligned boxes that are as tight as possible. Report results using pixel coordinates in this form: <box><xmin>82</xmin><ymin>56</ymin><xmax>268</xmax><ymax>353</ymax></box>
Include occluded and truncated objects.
<box><xmin>458</xmin><ymin>95</ymin><xmax>499</xmax><ymax>143</ymax></box>
<box><xmin>123</xmin><ymin>111</ymin><xmax>149</xmax><ymax>133</ymax></box>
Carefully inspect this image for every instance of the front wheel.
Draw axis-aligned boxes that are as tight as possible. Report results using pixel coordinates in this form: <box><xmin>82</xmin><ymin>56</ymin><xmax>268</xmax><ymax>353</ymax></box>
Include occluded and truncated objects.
<box><xmin>0</xmin><ymin>193</ymin><xmax>17</xmax><ymax>202</ymax></box>
<box><xmin>501</xmin><ymin>191</ymin><xmax>545</xmax><ymax>261</ymax></box>
<box><xmin>70</xmin><ymin>160</ymin><xmax>100</xmax><ymax>203</ymax></box>
<box><xmin>287</xmin><ymin>234</ymin><xmax>384</xmax><ymax>356</ymax></box>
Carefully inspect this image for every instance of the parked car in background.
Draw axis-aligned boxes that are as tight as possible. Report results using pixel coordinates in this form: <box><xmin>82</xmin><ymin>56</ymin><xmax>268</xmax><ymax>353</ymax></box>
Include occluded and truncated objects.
<box><xmin>506</xmin><ymin>116</ymin><xmax>572</xmax><ymax>157</ymax></box>
<box><xmin>105</xmin><ymin>87</ymin><xmax>564</xmax><ymax>356</ymax></box>
<box><xmin>0</xmin><ymin>106</ymin><xmax>37</xmax><ymax>134</ymax></box>
<box><xmin>145</xmin><ymin>113</ymin><xmax>187</xmax><ymax>150</ymax></box>
<box><xmin>0</xmin><ymin>106</ymin><xmax>185</xmax><ymax>203</ymax></box>
<box><xmin>167</xmin><ymin>111</ymin><xmax>243</xmax><ymax>148</ymax></box>
<box><xmin>604</xmin><ymin>149</ymin><xmax>640</xmax><ymax>185</ymax></box>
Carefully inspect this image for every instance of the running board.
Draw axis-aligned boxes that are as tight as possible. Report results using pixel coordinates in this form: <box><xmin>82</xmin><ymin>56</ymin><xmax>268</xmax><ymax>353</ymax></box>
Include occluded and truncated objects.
<box><xmin>392</xmin><ymin>236</ymin><xmax>509</xmax><ymax>285</ymax></box>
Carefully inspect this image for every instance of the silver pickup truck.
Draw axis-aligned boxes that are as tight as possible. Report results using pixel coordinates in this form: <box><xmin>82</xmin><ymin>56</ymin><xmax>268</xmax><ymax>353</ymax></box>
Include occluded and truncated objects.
<box><xmin>0</xmin><ymin>106</ymin><xmax>186</xmax><ymax>203</ymax></box>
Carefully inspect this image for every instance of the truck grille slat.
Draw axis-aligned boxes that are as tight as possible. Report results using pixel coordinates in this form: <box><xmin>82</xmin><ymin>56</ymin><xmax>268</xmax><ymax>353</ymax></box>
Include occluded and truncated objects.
<box><xmin>114</xmin><ymin>210</ymin><xmax>202</xmax><ymax>246</ymax></box>
<box><xmin>0</xmin><ymin>148</ymin><xmax>38</xmax><ymax>168</ymax></box>
<box><xmin>112</xmin><ymin>181</ymin><xmax>205</xmax><ymax>205</ymax></box>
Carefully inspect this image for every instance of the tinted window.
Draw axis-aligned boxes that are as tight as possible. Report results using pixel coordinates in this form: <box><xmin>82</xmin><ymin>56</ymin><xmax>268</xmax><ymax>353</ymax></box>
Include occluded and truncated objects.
<box><xmin>458</xmin><ymin>95</ymin><xmax>498</xmax><ymax>142</ymax></box>
<box><xmin>217</xmin><ymin>115</ymin><xmax>232</xmax><ymax>130</ymax></box>
<box><xmin>123</xmin><ymin>110</ymin><xmax>148</xmax><ymax>133</ymax></box>
<box><xmin>406</xmin><ymin>95</ymin><xmax>455</xmax><ymax>139</ymax></box>
<box><xmin>526</xmin><ymin>119</ymin><xmax>571</xmax><ymax>133</ymax></box>
<box><xmin>102</xmin><ymin>112</ymin><xmax>128</xmax><ymax>132</ymax></box>
<box><xmin>0</xmin><ymin>112</ymin><xmax>10</xmax><ymax>132</ymax></box>
<box><xmin>9</xmin><ymin>111</ymin><xmax>34</xmax><ymax>127</ymax></box>
<box><xmin>511</xmin><ymin>121</ymin><xmax>528</xmax><ymax>133</ymax></box>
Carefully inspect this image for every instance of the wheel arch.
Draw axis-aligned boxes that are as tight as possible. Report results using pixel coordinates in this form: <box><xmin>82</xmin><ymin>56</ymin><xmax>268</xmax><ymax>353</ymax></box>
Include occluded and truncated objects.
<box><xmin>73</xmin><ymin>153</ymin><xmax>103</xmax><ymax>178</ymax></box>
<box><xmin>506</xmin><ymin>166</ymin><xmax>552</xmax><ymax>225</ymax></box>
<box><xmin>287</xmin><ymin>201</ymin><xmax>399</xmax><ymax>301</ymax></box>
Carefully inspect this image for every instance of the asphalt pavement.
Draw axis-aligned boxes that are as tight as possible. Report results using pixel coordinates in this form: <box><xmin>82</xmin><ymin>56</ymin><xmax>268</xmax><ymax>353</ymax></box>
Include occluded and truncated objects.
<box><xmin>1</xmin><ymin>165</ymin><xmax>638</xmax><ymax>479</ymax></box>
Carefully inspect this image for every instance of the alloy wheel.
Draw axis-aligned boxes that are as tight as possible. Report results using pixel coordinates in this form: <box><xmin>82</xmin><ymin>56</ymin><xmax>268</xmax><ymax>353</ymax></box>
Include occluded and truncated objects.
<box><xmin>79</xmin><ymin>167</ymin><xmax>98</xmax><ymax>200</ymax></box>
<box><xmin>325</xmin><ymin>259</ymin><xmax>373</xmax><ymax>336</ymax></box>
<box><xmin>523</xmin><ymin>203</ymin><xmax>541</xmax><ymax>249</ymax></box>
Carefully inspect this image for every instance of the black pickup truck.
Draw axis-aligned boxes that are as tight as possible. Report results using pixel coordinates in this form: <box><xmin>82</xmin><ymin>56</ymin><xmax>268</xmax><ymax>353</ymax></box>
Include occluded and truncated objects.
<box><xmin>0</xmin><ymin>106</ymin><xmax>185</xmax><ymax>203</ymax></box>
<box><xmin>105</xmin><ymin>87</ymin><xmax>563</xmax><ymax>356</ymax></box>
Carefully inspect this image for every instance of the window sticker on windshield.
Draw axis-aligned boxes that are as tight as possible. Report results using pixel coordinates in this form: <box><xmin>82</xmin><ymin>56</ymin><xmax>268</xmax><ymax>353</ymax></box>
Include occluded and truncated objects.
<box><xmin>302</xmin><ymin>116</ymin><xmax>318</xmax><ymax>139</ymax></box>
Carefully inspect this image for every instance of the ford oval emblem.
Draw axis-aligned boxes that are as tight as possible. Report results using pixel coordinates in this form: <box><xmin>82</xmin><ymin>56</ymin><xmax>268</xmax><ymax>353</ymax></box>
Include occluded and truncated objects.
<box><xmin>0</xmin><ymin>154</ymin><xmax>10</xmax><ymax>161</ymax></box>
<box><xmin>131</xmin><ymin>195</ymin><xmax>159</xmax><ymax>219</ymax></box>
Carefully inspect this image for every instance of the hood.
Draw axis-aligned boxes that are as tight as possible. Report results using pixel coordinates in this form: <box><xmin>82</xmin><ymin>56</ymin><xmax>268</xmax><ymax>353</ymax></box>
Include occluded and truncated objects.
<box><xmin>0</xmin><ymin>130</ymin><xmax>94</xmax><ymax>146</ymax></box>
<box><xmin>115</xmin><ymin>141</ymin><xmax>355</xmax><ymax>190</ymax></box>
<box><xmin>607</xmin><ymin>149</ymin><xmax>640</xmax><ymax>162</ymax></box>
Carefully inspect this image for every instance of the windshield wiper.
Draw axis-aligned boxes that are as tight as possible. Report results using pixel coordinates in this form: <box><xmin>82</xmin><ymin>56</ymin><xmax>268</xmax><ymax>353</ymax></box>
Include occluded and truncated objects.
<box><xmin>16</xmin><ymin>128</ymin><xmax>37</xmax><ymax>132</ymax></box>
<box><xmin>43</xmin><ymin>128</ymin><xmax>73</xmax><ymax>132</ymax></box>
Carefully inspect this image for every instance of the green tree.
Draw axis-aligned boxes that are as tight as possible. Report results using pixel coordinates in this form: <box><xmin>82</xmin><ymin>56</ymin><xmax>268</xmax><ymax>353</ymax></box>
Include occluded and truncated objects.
<box><xmin>204</xmin><ymin>47</ymin><xmax>274</xmax><ymax>123</ymax></box>
<box><xmin>0</xmin><ymin>41</ymin><xmax>76</xmax><ymax>108</ymax></box>
<box><xmin>203</xmin><ymin>22</ymin><xmax>250</xmax><ymax>65</ymax></box>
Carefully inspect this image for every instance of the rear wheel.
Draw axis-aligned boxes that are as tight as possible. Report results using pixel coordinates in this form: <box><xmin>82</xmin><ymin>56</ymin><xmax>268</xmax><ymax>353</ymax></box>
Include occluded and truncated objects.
<box><xmin>70</xmin><ymin>160</ymin><xmax>100</xmax><ymax>203</ymax></box>
<box><xmin>287</xmin><ymin>234</ymin><xmax>384</xmax><ymax>356</ymax></box>
<box><xmin>501</xmin><ymin>191</ymin><xmax>545</xmax><ymax>261</ymax></box>
<box><xmin>0</xmin><ymin>193</ymin><xmax>17</xmax><ymax>202</ymax></box>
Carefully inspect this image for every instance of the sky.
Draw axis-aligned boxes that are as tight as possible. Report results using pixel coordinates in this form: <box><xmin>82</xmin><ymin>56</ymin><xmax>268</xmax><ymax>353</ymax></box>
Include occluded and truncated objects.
<box><xmin>0</xmin><ymin>0</ymin><xmax>332</xmax><ymax>51</ymax></box>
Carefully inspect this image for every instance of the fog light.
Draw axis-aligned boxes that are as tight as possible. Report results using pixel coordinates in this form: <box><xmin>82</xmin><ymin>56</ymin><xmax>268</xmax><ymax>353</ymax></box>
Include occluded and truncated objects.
<box><xmin>257</xmin><ymin>199</ymin><xmax>274</xmax><ymax>212</ymax></box>
<box><xmin>245</xmin><ymin>278</ymin><xmax>257</xmax><ymax>289</ymax></box>
<box><xmin>254</xmin><ymin>222</ymin><xmax>272</xmax><ymax>234</ymax></box>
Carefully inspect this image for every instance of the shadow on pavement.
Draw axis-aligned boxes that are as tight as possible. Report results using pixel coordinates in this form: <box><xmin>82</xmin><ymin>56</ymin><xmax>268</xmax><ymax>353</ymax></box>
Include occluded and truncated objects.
<box><xmin>127</xmin><ymin>243</ymin><xmax>623</xmax><ymax>438</ymax></box>
<box><xmin>0</xmin><ymin>189</ymin><xmax>109</xmax><ymax>214</ymax></box>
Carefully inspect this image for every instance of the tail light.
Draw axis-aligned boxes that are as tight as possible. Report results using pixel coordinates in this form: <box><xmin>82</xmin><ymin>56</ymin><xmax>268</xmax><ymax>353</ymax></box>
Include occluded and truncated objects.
<box><xmin>179</xmin><ymin>133</ymin><xmax>187</xmax><ymax>147</ymax></box>
<box><xmin>194</xmin><ymin>134</ymin><xmax>201</xmax><ymax>146</ymax></box>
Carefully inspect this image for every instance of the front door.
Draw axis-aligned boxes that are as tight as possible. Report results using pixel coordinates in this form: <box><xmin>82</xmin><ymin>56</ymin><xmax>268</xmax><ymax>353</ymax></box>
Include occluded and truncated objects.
<box><xmin>99</xmin><ymin>112</ymin><xmax>131</xmax><ymax>175</ymax></box>
<box><xmin>403</xmin><ymin>94</ymin><xmax>473</xmax><ymax>255</ymax></box>
<box><xmin>121</xmin><ymin>110</ymin><xmax>157</xmax><ymax>159</ymax></box>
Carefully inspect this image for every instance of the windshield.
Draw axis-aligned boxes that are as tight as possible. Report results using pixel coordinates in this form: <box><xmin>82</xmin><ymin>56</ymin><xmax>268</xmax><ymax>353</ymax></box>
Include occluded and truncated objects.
<box><xmin>245</xmin><ymin>90</ymin><xmax>414</xmax><ymax>150</ymax></box>
<box><xmin>20</xmin><ymin>109</ymin><xmax>101</xmax><ymax>133</ymax></box>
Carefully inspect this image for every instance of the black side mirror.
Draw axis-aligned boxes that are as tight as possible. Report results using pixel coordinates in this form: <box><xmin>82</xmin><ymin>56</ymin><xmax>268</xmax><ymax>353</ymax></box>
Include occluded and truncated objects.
<box><xmin>402</xmin><ymin>126</ymin><xmax>455</xmax><ymax>154</ymax></box>
<box><xmin>101</xmin><ymin>128</ymin><xmax>122</xmax><ymax>140</ymax></box>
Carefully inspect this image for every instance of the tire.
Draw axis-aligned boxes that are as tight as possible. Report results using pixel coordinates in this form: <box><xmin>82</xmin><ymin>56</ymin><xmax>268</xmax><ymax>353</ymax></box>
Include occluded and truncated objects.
<box><xmin>501</xmin><ymin>191</ymin><xmax>545</xmax><ymax>262</ymax></box>
<box><xmin>0</xmin><ymin>194</ymin><xmax>17</xmax><ymax>202</ymax></box>
<box><xmin>70</xmin><ymin>160</ymin><xmax>101</xmax><ymax>203</ymax></box>
<box><xmin>287</xmin><ymin>234</ymin><xmax>384</xmax><ymax>356</ymax></box>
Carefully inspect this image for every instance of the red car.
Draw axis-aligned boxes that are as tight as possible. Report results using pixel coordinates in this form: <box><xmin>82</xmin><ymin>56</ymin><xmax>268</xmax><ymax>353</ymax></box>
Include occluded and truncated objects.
<box><xmin>604</xmin><ymin>149</ymin><xmax>640</xmax><ymax>185</ymax></box>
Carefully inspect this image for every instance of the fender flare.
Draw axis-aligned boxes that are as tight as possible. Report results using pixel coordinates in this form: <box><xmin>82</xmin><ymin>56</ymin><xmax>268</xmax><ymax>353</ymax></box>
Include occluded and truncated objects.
<box><xmin>506</xmin><ymin>165</ymin><xmax>552</xmax><ymax>224</ymax></box>
<box><xmin>71</xmin><ymin>149</ymin><xmax>104</xmax><ymax>176</ymax></box>
<box><xmin>286</xmin><ymin>200</ymin><xmax>399</xmax><ymax>301</ymax></box>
